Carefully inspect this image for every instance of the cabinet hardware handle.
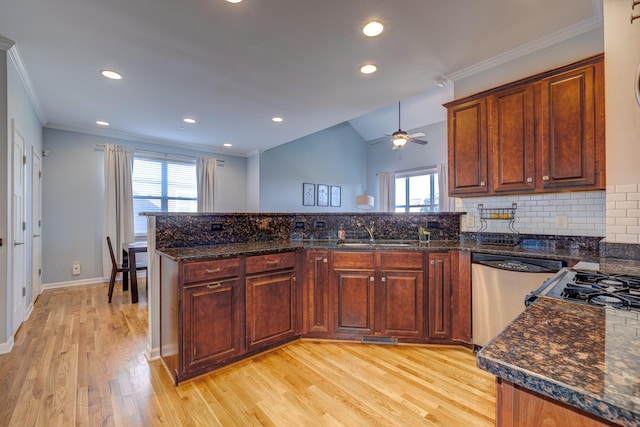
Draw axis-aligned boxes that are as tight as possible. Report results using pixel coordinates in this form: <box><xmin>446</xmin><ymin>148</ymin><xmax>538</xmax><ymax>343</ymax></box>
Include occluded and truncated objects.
<box><xmin>431</xmin><ymin>260</ymin><xmax>436</xmax><ymax>265</ymax></box>
<box><xmin>542</xmin><ymin>175</ymin><xmax>549</xmax><ymax>181</ymax></box>
<box><xmin>381</xmin><ymin>277</ymin><xmax>386</xmax><ymax>282</ymax></box>
<box><xmin>207</xmin><ymin>283</ymin><xmax>222</xmax><ymax>289</ymax></box>
<box><xmin>266</xmin><ymin>260</ymin><xmax>279</xmax><ymax>266</ymax></box>
<box><xmin>526</xmin><ymin>177</ymin><xmax>533</xmax><ymax>183</ymax></box>
<box><xmin>480</xmin><ymin>181</ymin><xmax>486</xmax><ymax>186</ymax></box>
<box><xmin>323</xmin><ymin>258</ymin><xmax>327</xmax><ymax>263</ymax></box>
<box><xmin>205</xmin><ymin>268</ymin><xmax>221</xmax><ymax>273</ymax></box>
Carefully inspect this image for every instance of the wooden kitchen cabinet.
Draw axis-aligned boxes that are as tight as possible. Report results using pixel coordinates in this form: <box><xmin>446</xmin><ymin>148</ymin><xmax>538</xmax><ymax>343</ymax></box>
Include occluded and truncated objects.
<box><xmin>332</xmin><ymin>251</ymin><xmax>376</xmax><ymax>336</ymax></box>
<box><xmin>378</xmin><ymin>251</ymin><xmax>424</xmax><ymax>339</ymax></box>
<box><xmin>331</xmin><ymin>250</ymin><xmax>425</xmax><ymax>341</ymax></box>
<box><xmin>160</xmin><ymin>256</ymin><xmax>244</xmax><ymax>384</ymax></box>
<box><xmin>496</xmin><ymin>379</ymin><xmax>613</xmax><ymax>427</ymax></box>
<box><xmin>445</xmin><ymin>54</ymin><xmax>604</xmax><ymax>197</ymax></box>
<box><xmin>447</xmin><ymin>97</ymin><xmax>489</xmax><ymax>196</ymax></box>
<box><xmin>303</xmin><ymin>250</ymin><xmax>332</xmax><ymax>336</ymax></box>
<box><xmin>450</xmin><ymin>250</ymin><xmax>472</xmax><ymax>345</ymax></box>
<box><xmin>245</xmin><ymin>252</ymin><xmax>297</xmax><ymax>352</ymax></box>
<box><xmin>537</xmin><ymin>59</ymin><xmax>605</xmax><ymax>191</ymax></box>
<box><xmin>427</xmin><ymin>252</ymin><xmax>452</xmax><ymax>340</ymax></box>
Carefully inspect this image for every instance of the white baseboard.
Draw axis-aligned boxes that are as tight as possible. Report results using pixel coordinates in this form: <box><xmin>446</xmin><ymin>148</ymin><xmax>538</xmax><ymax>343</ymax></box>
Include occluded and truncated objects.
<box><xmin>0</xmin><ymin>336</ymin><xmax>15</xmax><ymax>355</ymax></box>
<box><xmin>42</xmin><ymin>277</ymin><xmax>108</xmax><ymax>290</ymax></box>
<box><xmin>145</xmin><ymin>344</ymin><xmax>161</xmax><ymax>361</ymax></box>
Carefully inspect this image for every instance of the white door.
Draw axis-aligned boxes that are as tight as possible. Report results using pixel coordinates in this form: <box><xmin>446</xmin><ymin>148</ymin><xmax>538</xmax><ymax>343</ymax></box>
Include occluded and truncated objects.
<box><xmin>31</xmin><ymin>148</ymin><xmax>42</xmax><ymax>302</ymax></box>
<box><xmin>11</xmin><ymin>119</ymin><xmax>27</xmax><ymax>334</ymax></box>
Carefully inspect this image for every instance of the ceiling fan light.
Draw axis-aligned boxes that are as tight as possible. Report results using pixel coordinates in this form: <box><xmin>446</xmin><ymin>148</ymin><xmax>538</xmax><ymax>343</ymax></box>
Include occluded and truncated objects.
<box><xmin>391</xmin><ymin>131</ymin><xmax>409</xmax><ymax>147</ymax></box>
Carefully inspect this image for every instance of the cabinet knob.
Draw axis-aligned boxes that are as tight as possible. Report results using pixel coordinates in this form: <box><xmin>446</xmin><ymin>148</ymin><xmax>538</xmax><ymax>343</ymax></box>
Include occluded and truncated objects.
<box><xmin>480</xmin><ymin>181</ymin><xmax>486</xmax><ymax>186</ymax></box>
<box><xmin>370</xmin><ymin>276</ymin><xmax>375</xmax><ymax>282</ymax></box>
<box><xmin>526</xmin><ymin>177</ymin><xmax>533</xmax><ymax>183</ymax></box>
<box><xmin>207</xmin><ymin>283</ymin><xmax>222</xmax><ymax>289</ymax></box>
<box><xmin>323</xmin><ymin>258</ymin><xmax>327</xmax><ymax>263</ymax></box>
<box><xmin>381</xmin><ymin>277</ymin><xmax>386</xmax><ymax>283</ymax></box>
<box><xmin>542</xmin><ymin>175</ymin><xmax>549</xmax><ymax>181</ymax></box>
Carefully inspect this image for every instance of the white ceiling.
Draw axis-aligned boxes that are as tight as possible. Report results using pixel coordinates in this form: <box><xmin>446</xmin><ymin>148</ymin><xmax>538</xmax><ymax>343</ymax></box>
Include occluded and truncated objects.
<box><xmin>0</xmin><ymin>0</ymin><xmax>601</xmax><ymax>156</ymax></box>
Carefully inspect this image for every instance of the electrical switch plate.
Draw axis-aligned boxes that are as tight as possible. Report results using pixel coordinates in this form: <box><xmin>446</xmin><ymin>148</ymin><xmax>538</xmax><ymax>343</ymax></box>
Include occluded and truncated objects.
<box><xmin>294</xmin><ymin>221</ymin><xmax>305</xmax><ymax>229</ymax></box>
<box><xmin>210</xmin><ymin>222</ymin><xmax>223</xmax><ymax>231</ymax></box>
<box><xmin>72</xmin><ymin>261</ymin><xmax>81</xmax><ymax>275</ymax></box>
<box><xmin>556</xmin><ymin>214</ymin><xmax>569</xmax><ymax>229</ymax></box>
<box><xmin>465</xmin><ymin>214</ymin><xmax>475</xmax><ymax>228</ymax></box>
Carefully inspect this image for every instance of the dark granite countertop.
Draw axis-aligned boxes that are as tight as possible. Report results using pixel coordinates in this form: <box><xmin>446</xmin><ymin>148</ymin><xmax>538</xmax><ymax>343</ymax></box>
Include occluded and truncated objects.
<box><xmin>156</xmin><ymin>238</ymin><xmax>599</xmax><ymax>263</ymax></box>
<box><xmin>477</xmin><ymin>297</ymin><xmax>640</xmax><ymax>426</ymax></box>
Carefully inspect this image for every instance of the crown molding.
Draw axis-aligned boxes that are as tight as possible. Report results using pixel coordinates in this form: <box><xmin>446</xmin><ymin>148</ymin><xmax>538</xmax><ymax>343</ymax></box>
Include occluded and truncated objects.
<box><xmin>0</xmin><ymin>35</ymin><xmax>15</xmax><ymax>51</ymax></box>
<box><xmin>445</xmin><ymin>14</ymin><xmax>604</xmax><ymax>83</ymax></box>
<box><xmin>7</xmin><ymin>45</ymin><xmax>47</xmax><ymax>125</ymax></box>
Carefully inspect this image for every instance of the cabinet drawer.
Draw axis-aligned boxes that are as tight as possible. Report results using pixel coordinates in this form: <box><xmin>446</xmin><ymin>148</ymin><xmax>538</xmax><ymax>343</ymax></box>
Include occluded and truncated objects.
<box><xmin>332</xmin><ymin>251</ymin><xmax>375</xmax><ymax>269</ymax></box>
<box><xmin>245</xmin><ymin>251</ymin><xmax>295</xmax><ymax>275</ymax></box>
<box><xmin>183</xmin><ymin>258</ymin><xmax>241</xmax><ymax>284</ymax></box>
<box><xmin>379</xmin><ymin>251</ymin><xmax>423</xmax><ymax>270</ymax></box>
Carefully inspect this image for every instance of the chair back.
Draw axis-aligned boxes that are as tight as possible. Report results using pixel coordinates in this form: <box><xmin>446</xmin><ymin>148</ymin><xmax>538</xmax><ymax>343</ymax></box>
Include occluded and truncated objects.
<box><xmin>106</xmin><ymin>236</ymin><xmax>118</xmax><ymax>268</ymax></box>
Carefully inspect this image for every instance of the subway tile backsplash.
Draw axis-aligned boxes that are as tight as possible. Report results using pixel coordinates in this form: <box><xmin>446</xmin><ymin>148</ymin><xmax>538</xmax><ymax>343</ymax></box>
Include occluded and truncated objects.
<box><xmin>606</xmin><ymin>184</ymin><xmax>640</xmax><ymax>244</ymax></box>
<box><xmin>455</xmin><ymin>191</ymin><xmax>605</xmax><ymax>237</ymax></box>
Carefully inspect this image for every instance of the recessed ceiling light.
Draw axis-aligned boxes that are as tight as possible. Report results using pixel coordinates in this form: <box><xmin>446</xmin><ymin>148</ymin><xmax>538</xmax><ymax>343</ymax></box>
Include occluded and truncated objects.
<box><xmin>363</xmin><ymin>21</ymin><xmax>384</xmax><ymax>37</ymax></box>
<box><xmin>96</xmin><ymin>120</ymin><xmax>110</xmax><ymax>126</ymax></box>
<box><xmin>100</xmin><ymin>70</ymin><xmax>122</xmax><ymax>80</ymax></box>
<box><xmin>226</xmin><ymin>0</ymin><xmax>242</xmax><ymax>3</ymax></box>
<box><xmin>360</xmin><ymin>64</ymin><xmax>377</xmax><ymax>75</ymax></box>
<box><xmin>183</xmin><ymin>117</ymin><xmax>197</xmax><ymax>124</ymax></box>
<box><xmin>224</xmin><ymin>143</ymin><xmax>233</xmax><ymax>147</ymax></box>
<box><xmin>272</xmin><ymin>117</ymin><xmax>284</xmax><ymax>123</ymax></box>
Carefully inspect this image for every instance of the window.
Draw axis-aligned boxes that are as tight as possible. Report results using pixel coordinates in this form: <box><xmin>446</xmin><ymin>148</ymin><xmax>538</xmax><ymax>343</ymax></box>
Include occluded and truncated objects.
<box><xmin>395</xmin><ymin>169</ymin><xmax>439</xmax><ymax>212</ymax></box>
<box><xmin>132</xmin><ymin>157</ymin><xmax>197</xmax><ymax>235</ymax></box>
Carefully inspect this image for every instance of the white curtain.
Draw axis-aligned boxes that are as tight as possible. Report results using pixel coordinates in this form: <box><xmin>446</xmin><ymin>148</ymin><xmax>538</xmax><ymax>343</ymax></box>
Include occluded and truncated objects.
<box><xmin>378</xmin><ymin>172</ymin><xmax>396</xmax><ymax>212</ymax></box>
<box><xmin>438</xmin><ymin>163</ymin><xmax>455</xmax><ymax>212</ymax></box>
<box><xmin>103</xmin><ymin>144</ymin><xmax>135</xmax><ymax>278</ymax></box>
<box><xmin>197</xmin><ymin>157</ymin><xmax>217</xmax><ymax>212</ymax></box>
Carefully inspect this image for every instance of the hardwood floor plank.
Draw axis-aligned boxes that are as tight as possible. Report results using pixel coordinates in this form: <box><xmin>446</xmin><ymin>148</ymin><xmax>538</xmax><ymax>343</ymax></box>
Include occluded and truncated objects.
<box><xmin>0</xmin><ymin>282</ymin><xmax>495</xmax><ymax>426</ymax></box>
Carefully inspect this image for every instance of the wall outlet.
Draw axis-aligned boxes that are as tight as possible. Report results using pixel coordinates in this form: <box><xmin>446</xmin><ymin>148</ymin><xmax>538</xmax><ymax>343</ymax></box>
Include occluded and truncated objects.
<box><xmin>555</xmin><ymin>214</ymin><xmax>569</xmax><ymax>229</ymax></box>
<box><xmin>464</xmin><ymin>214</ymin><xmax>475</xmax><ymax>228</ymax></box>
<box><xmin>72</xmin><ymin>261</ymin><xmax>81</xmax><ymax>275</ymax></box>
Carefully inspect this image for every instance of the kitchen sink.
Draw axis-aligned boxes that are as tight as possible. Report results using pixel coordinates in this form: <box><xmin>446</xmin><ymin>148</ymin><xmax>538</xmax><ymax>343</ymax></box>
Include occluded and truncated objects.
<box><xmin>338</xmin><ymin>242</ymin><xmax>415</xmax><ymax>248</ymax></box>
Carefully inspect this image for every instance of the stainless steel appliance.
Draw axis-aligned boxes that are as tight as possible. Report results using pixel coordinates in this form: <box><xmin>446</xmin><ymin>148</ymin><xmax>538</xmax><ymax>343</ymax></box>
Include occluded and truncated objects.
<box><xmin>526</xmin><ymin>268</ymin><xmax>640</xmax><ymax>311</ymax></box>
<box><xmin>471</xmin><ymin>253</ymin><xmax>564</xmax><ymax>347</ymax></box>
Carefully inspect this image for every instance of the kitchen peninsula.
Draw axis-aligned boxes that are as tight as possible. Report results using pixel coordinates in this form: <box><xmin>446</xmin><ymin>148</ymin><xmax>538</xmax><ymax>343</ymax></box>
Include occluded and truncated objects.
<box><xmin>148</xmin><ymin>211</ymin><xmax>639</xmax><ymax>425</ymax></box>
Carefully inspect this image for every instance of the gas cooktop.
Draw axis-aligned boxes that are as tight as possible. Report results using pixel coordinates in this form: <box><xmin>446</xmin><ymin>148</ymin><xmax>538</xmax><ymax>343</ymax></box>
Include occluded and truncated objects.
<box><xmin>526</xmin><ymin>268</ymin><xmax>640</xmax><ymax>311</ymax></box>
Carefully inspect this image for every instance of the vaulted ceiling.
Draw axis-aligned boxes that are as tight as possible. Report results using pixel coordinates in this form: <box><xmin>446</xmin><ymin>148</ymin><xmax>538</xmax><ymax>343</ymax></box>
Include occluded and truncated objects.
<box><xmin>0</xmin><ymin>0</ymin><xmax>602</xmax><ymax>156</ymax></box>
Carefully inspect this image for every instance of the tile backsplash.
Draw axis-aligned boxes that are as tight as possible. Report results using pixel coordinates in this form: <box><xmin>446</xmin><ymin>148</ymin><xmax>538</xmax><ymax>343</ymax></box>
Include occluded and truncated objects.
<box><xmin>606</xmin><ymin>184</ymin><xmax>640</xmax><ymax>244</ymax></box>
<box><xmin>456</xmin><ymin>191</ymin><xmax>605</xmax><ymax>237</ymax></box>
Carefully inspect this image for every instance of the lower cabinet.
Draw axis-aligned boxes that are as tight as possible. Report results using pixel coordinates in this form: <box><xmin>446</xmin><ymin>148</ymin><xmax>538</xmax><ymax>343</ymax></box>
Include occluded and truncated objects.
<box><xmin>245</xmin><ymin>252</ymin><xmax>297</xmax><ymax>352</ymax></box>
<box><xmin>183</xmin><ymin>277</ymin><xmax>244</xmax><ymax>370</ymax></box>
<box><xmin>303</xmin><ymin>250</ymin><xmax>332</xmax><ymax>336</ymax></box>
<box><xmin>496</xmin><ymin>379</ymin><xmax>613</xmax><ymax>427</ymax></box>
<box><xmin>332</xmin><ymin>251</ymin><xmax>376</xmax><ymax>336</ymax></box>
<box><xmin>427</xmin><ymin>252</ymin><xmax>452</xmax><ymax>340</ymax></box>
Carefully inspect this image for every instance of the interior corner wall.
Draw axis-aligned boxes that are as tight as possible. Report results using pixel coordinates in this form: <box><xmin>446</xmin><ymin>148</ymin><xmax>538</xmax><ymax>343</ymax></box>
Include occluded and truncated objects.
<box><xmin>603</xmin><ymin>0</ymin><xmax>640</xmax><ymax>244</ymax></box>
<box><xmin>0</xmin><ymin>49</ymin><xmax>9</xmax><ymax>345</ymax></box>
<box><xmin>246</xmin><ymin>153</ymin><xmax>260</xmax><ymax>212</ymax></box>
<box><xmin>258</xmin><ymin>123</ymin><xmax>368</xmax><ymax>212</ymax></box>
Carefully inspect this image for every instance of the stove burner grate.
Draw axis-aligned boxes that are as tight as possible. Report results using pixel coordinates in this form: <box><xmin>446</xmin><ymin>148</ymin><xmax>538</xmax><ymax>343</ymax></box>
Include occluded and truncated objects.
<box><xmin>562</xmin><ymin>276</ymin><xmax>640</xmax><ymax>311</ymax></box>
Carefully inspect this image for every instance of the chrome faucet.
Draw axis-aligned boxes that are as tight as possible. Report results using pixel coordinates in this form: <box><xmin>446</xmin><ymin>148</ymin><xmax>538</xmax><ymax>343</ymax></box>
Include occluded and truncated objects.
<box><xmin>356</xmin><ymin>219</ymin><xmax>375</xmax><ymax>241</ymax></box>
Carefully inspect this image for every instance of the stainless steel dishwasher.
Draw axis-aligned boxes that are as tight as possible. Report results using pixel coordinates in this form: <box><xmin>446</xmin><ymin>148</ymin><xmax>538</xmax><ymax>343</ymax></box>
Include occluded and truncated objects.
<box><xmin>471</xmin><ymin>253</ymin><xmax>564</xmax><ymax>348</ymax></box>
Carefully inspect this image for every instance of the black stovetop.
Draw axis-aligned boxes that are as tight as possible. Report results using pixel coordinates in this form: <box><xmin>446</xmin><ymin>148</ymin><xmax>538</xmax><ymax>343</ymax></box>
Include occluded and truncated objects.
<box><xmin>527</xmin><ymin>268</ymin><xmax>640</xmax><ymax>311</ymax></box>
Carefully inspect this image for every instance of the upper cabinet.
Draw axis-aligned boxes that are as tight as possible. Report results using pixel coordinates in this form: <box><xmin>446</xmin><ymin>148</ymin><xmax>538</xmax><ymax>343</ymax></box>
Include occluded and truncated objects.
<box><xmin>445</xmin><ymin>54</ymin><xmax>605</xmax><ymax>197</ymax></box>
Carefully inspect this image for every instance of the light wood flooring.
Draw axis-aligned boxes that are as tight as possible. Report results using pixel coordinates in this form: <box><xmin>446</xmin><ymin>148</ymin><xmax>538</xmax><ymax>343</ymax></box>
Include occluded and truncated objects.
<box><xmin>0</xmin><ymin>282</ymin><xmax>496</xmax><ymax>426</ymax></box>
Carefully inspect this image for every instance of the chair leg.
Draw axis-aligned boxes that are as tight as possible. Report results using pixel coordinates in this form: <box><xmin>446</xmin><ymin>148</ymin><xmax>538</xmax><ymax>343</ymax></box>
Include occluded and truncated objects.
<box><xmin>108</xmin><ymin>269</ymin><xmax>117</xmax><ymax>303</ymax></box>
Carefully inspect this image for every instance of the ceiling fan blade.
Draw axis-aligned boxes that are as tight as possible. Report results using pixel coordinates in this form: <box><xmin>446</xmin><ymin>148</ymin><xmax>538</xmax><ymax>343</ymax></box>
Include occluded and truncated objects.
<box><xmin>410</xmin><ymin>138</ymin><xmax>429</xmax><ymax>145</ymax></box>
<box><xmin>408</xmin><ymin>132</ymin><xmax>425</xmax><ymax>138</ymax></box>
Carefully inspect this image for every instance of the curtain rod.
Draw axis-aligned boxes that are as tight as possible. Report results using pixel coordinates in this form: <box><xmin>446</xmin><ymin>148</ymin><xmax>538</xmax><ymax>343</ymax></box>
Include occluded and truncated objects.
<box><xmin>377</xmin><ymin>165</ymin><xmax>438</xmax><ymax>175</ymax></box>
<box><xmin>95</xmin><ymin>144</ymin><xmax>224</xmax><ymax>162</ymax></box>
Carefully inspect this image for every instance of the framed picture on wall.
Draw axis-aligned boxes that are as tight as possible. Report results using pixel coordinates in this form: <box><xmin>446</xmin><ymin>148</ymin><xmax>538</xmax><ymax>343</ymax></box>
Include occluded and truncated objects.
<box><xmin>330</xmin><ymin>185</ymin><xmax>341</xmax><ymax>207</ymax></box>
<box><xmin>303</xmin><ymin>183</ymin><xmax>315</xmax><ymax>206</ymax></box>
<box><xmin>317</xmin><ymin>184</ymin><xmax>329</xmax><ymax>207</ymax></box>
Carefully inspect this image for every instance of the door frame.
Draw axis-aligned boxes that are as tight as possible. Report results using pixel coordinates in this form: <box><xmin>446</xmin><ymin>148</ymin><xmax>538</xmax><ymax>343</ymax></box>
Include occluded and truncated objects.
<box><xmin>11</xmin><ymin>118</ymin><xmax>27</xmax><ymax>334</ymax></box>
<box><xmin>31</xmin><ymin>147</ymin><xmax>42</xmax><ymax>307</ymax></box>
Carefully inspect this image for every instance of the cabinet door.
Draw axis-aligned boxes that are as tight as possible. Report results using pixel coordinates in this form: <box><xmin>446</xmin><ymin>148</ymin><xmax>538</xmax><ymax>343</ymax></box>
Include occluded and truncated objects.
<box><xmin>183</xmin><ymin>277</ymin><xmax>244</xmax><ymax>372</ymax></box>
<box><xmin>450</xmin><ymin>251</ymin><xmax>472</xmax><ymax>345</ymax></box>
<box><xmin>537</xmin><ymin>60</ymin><xmax>604</xmax><ymax>190</ymax></box>
<box><xmin>246</xmin><ymin>270</ymin><xmax>296</xmax><ymax>351</ymax></box>
<box><xmin>304</xmin><ymin>250</ymin><xmax>331</xmax><ymax>335</ymax></box>
<box><xmin>427</xmin><ymin>252</ymin><xmax>452</xmax><ymax>340</ymax></box>
<box><xmin>489</xmin><ymin>85</ymin><xmax>536</xmax><ymax>193</ymax></box>
<box><xmin>333</xmin><ymin>270</ymin><xmax>375</xmax><ymax>335</ymax></box>
<box><xmin>447</xmin><ymin>98</ymin><xmax>489</xmax><ymax>196</ymax></box>
<box><xmin>380</xmin><ymin>270</ymin><xmax>424</xmax><ymax>338</ymax></box>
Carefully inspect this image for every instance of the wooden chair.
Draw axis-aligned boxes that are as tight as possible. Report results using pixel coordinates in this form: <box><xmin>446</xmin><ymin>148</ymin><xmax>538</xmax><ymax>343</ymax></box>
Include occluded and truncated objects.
<box><xmin>107</xmin><ymin>236</ymin><xmax>130</xmax><ymax>303</ymax></box>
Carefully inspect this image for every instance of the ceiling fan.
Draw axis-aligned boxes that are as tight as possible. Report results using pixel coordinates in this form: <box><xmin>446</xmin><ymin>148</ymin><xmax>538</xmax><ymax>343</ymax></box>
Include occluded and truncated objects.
<box><xmin>389</xmin><ymin>101</ymin><xmax>429</xmax><ymax>150</ymax></box>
